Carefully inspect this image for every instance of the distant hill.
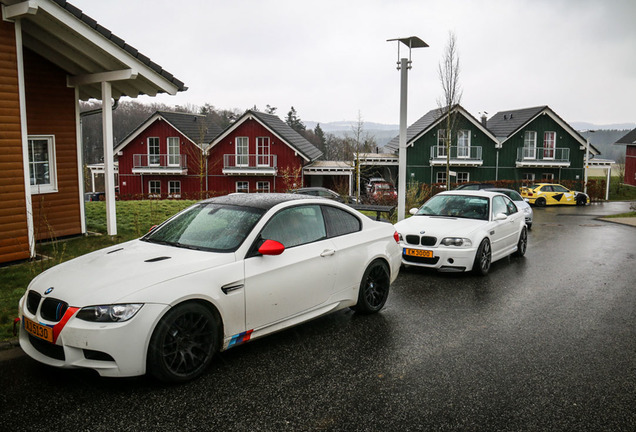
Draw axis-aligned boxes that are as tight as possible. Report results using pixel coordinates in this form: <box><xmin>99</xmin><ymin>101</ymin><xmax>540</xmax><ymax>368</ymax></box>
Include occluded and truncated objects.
<box><xmin>306</xmin><ymin>120</ymin><xmax>635</xmax><ymax>158</ymax></box>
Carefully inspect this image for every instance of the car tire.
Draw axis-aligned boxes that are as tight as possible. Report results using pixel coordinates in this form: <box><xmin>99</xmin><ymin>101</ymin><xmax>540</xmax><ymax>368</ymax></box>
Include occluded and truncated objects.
<box><xmin>535</xmin><ymin>197</ymin><xmax>546</xmax><ymax>207</ymax></box>
<box><xmin>147</xmin><ymin>302</ymin><xmax>219</xmax><ymax>383</ymax></box>
<box><xmin>473</xmin><ymin>239</ymin><xmax>491</xmax><ymax>276</ymax></box>
<box><xmin>576</xmin><ymin>195</ymin><xmax>587</xmax><ymax>206</ymax></box>
<box><xmin>352</xmin><ymin>260</ymin><xmax>390</xmax><ymax>314</ymax></box>
<box><xmin>513</xmin><ymin>226</ymin><xmax>528</xmax><ymax>257</ymax></box>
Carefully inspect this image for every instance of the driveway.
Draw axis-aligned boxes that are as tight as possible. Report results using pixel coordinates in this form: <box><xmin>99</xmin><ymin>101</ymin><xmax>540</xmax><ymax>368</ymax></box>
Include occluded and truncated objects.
<box><xmin>1</xmin><ymin>201</ymin><xmax>635</xmax><ymax>431</ymax></box>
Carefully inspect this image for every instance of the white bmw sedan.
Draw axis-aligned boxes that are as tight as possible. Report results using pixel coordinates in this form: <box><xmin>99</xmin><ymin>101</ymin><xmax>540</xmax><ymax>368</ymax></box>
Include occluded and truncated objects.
<box><xmin>394</xmin><ymin>191</ymin><xmax>527</xmax><ymax>275</ymax></box>
<box><xmin>19</xmin><ymin>194</ymin><xmax>401</xmax><ymax>382</ymax></box>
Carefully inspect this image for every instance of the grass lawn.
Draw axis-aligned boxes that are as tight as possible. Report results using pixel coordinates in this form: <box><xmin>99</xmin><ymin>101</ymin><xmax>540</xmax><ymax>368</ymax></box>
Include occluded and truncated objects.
<box><xmin>0</xmin><ymin>200</ymin><xmax>195</xmax><ymax>342</ymax></box>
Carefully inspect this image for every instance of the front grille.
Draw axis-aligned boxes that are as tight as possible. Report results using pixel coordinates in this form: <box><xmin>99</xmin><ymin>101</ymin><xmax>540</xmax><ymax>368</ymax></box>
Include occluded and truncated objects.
<box><xmin>26</xmin><ymin>291</ymin><xmax>41</xmax><ymax>315</ymax></box>
<box><xmin>40</xmin><ymin>298</ymin><xmax>69</xmax><ymax>322</ymax></box>
<box><xmin>421</xmin><ymin>236</ymin><xmax>437</xmax><ymax>246</ymax></box>
<box><xmin>404</xmin><ymin>235</ymin><xmax>437</xmax><ymax>246</ymax></box>
<box><xmin>403</xmin><ymin>255</ymin><xmax>440</xmax><ymax>265</ymax></box>
<box><xmin>29</xmin><ymin>334</ymin><xmax>65</xmax><ymax>361</ymax></box>
<box><xmin>405</xmin><ymin>235</ymin><xmax>420</xmax><ymax>245</ymax></box>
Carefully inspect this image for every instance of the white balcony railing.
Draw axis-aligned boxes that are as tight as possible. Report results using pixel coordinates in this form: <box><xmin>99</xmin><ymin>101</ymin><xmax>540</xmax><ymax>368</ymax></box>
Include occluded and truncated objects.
<box><xmin>516</xmin><ymin>147</ymin><xmax>570</xmax><ymax>166</ymax></box>
<box><xmin>132</xmin><ymin>154</ymin><xmax>187</xmax><ymax>174</ymax></box>
<box><xmin>223</xmin><ymin>154</ymin><xmax>278</xmax><ymax>175</ymax></box>
<box><xmin>430</xmin><ymin>146</ymin><xmax>482</xmax><ymax>166</ymax></box>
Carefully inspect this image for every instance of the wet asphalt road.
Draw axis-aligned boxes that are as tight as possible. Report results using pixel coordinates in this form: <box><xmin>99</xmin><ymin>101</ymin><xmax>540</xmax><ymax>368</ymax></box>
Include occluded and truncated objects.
<box><xmin>1</xmin><ymin>202</ymin><xmax>635</xmax><ymax>431</ymax></box>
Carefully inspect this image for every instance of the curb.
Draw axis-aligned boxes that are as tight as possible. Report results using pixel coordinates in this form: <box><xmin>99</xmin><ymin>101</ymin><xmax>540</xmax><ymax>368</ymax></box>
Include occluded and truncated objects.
<box><xmin>0</xmin><ymin>339</ymin><xmax>24</xmax><ymax>362</ymax></box>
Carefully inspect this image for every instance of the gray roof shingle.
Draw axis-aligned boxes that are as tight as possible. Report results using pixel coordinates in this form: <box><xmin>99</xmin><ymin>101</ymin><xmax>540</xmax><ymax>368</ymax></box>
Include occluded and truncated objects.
<box><xmin>247</xmin><ymin>111</ymin><xmax>323</xmax><ymax>161</ymax></box>
<box><xmin>486</xmin><ymin>106</ymin><xmax>547</xmax><ymax>139</ymax></box>
<box><xmin>385</xmin><ymin>107</ymin><xmax>446</xmax><ymax>152</ymax></box>
<box><xmin>158</xmin><ymin>111</ymin><xmax>223</xmax><ymax>144</ymax></box>
<box><xmin>615</xmin><ymin>128</ymin><xmax>636</xmax><ymax>145</ymax></box>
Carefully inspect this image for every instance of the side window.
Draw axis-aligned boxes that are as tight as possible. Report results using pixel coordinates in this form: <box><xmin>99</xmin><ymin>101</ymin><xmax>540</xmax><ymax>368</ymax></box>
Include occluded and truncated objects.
<box><xmin>322</xmin><ymin>206</ymin><xmax>361</xmax><ymax>238</ymax></box>
<box><xmin>261</xmin><ymin>205</ymin><xmax>326</xmax><ymax>248</ymax></box>
<box><xmin>552</xmin><ymin>185</ymin><xmax>568</xmax><ymax>193</ymax></box>
<box><xmin>492</xmin><ymin>196</ymin><xmax>508</xmax><ymax>218</ymax></box>
<box><xmin>505</xmin><ymin>197</ymin><xmax>518</xmax><ymax>214</ymax></box>
<box><xmin>28</xmin><ymin>135</ymin><xmax>57</xmax><ymax>194</ymax></box>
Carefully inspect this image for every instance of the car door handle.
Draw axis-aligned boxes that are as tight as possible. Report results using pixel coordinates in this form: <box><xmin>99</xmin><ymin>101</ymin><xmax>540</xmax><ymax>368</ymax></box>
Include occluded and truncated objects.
<box><xmin>320</xmin><ymin>249</ymin><xmax>335</xmax><ymax>257</ymax></box>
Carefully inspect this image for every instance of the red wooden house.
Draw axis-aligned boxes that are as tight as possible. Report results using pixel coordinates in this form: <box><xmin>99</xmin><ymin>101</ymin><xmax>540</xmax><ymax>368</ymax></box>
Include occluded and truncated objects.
<box><xmin>0</xmin><ymin>0</ymin><xmax>184</xmax><ymax>264</ymax></box>
<box><xmin>115</xmin><ymin>110</ymin><xmax>323</xmax><ymax>198</ymax></box>
<box><xmin>115</xmin><ymin>111</ymin><xmax>222</xmax><ymax>199</ymax></box>
<box><xmin>615</xmin><ymin>128</ymin><xmax>636</xmax><ymax>187</ymax></box>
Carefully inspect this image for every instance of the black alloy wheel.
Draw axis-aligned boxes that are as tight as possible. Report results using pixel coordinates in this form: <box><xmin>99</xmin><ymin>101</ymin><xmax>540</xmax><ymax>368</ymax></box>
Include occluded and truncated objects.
<box><xmin>352</xmin><ymin>260</ymin><xmax>390</xmax><ymax>314</ymax></box>
<box><xmin>473</xmin><ymin>239</ymin><xmax>492</xmax><ymax>276</ymax></box>
<box><xmin>148</xmin><ymin>303</ymin><xmax>218</xmax><ymax>383</ymax></box>
<box><xmin>514</xmin><ymin>226</ymin><xmax>528</xmax><ymax>257</ymax></box>
<box><xmin>535</xmin><ymin>197</ymin><xmax>546</xmax><ymax>207</ymax></box>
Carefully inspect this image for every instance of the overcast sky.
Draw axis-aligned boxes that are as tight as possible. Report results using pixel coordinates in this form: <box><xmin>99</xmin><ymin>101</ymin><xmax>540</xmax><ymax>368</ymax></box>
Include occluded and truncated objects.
<box><xmin>70</xmin><ymin>0</ymin><xmax>636</xmax><ymax>127</ymax></box>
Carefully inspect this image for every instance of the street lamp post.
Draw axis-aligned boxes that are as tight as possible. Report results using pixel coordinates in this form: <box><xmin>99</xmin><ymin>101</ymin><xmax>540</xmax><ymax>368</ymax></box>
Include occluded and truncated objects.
<box><xmin>387</xmin><ymin>37</ymin><xmax>428</xmax><ymax>221</ymax></box>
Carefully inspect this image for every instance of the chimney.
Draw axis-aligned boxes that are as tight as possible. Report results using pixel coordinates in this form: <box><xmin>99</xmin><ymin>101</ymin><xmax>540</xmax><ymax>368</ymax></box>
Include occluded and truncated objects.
<box><xmin>480</xmin><ymin>111</ymin><xmax>488</xmax><ymax>127</ymax></box>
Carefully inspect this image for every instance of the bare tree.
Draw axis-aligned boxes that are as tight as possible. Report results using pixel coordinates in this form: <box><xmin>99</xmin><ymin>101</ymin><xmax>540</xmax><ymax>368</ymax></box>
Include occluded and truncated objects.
<box><xmin>437</xmin><ymin>31</ymin><xmax>462</xmax><ymax>189</ymax></box>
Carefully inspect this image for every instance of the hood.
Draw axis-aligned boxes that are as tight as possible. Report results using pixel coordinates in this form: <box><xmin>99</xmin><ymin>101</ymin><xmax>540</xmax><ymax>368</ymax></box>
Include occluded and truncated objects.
<box><xmin>394</xmin><ymin>215</ymin><xmax>487</xmax><ymax>238</ymax></box>
<box><xmin>27</xmin><ymin>240</ymin><xmax>236</xmax><ymax>306</ymax></box>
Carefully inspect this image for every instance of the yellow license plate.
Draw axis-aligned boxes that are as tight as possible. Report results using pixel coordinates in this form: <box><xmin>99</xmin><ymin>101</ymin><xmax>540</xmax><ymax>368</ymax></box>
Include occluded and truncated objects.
<box><xmin>23</xmin><ymin>317</ymin><xmax>54</xmax><ymax>343</ymax></box>
<box><xmin>404</xmin><ymin>248</ymin><xmax>433</xmax><ymax>258</ymax></box>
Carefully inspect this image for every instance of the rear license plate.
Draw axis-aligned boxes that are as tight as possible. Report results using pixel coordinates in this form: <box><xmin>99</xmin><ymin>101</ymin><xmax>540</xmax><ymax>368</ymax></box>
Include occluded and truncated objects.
<box><xmin>23</xmin><ymin>317</ymin><xmax>53</xmax><ymax>343</ymax></box>
<box><xmin>404</xmin><ymin>248</ymin><xmax>433</xmax><ymax>258</ymax></box>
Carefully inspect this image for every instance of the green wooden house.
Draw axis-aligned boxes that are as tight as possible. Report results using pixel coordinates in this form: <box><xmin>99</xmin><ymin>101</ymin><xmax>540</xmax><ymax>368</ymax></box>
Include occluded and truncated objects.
<box><xmin>386</xmin><ymin>105</ymin><xmax>599</xmax><ymax>186</ymax></box>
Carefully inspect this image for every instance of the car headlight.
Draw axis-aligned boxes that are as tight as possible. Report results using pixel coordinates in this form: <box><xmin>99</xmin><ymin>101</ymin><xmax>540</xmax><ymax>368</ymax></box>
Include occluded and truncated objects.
<box><xmin>441</xmin><ymin>237</ymin><xmax>472</xmax><ymax>247</ymax></box>
<box><xmin>523</xmin><ymin>207</ymin><xmax>532</xmax><ymax>215</ymax></box>
<box><xmin>76</xmin><ymin>304</ymin><xmax>143</xmax><ymax>322</ymax></box>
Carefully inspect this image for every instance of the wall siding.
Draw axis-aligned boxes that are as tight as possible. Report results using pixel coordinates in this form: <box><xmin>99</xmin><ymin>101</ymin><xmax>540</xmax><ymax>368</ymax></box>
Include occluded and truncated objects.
<box><xmin>0</xmin><ymin>19</ymin><xmax>30</xmax><ymax>263</ymax></box>
<box><xmin>23</xmin><ymin>48</ymin><xmax>82</xmax><ymax>241</ymax></box>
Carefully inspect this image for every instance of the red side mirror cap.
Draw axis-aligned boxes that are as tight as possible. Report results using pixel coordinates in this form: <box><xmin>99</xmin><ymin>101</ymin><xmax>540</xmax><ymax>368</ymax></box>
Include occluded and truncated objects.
<box><xmin>258</xmin><ymin>239</ymin><xmax>285</xmax><ymax>256</ymax></box>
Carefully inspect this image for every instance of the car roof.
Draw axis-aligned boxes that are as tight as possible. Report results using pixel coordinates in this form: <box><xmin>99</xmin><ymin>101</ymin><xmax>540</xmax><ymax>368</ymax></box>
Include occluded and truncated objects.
<box><xmin>437</xmin><ymin>190</ymin><xmax>504</xmax><ymax>198</ymax></box>
<box><xmin>202</xmin><ymin>193</ymin><xmax>315</xmax><ymax>210</ymax></box>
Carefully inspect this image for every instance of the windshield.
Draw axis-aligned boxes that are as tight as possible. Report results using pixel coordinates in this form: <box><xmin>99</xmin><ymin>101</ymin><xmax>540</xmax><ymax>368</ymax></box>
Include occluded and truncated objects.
<box><xmin>495</xmin><ymin>190</ymin><xmax>523</xmax><ymax>201</ymax></box>
<box><xmin>415</xmin><ymin>194</ymin><xmax>490</xmax><ymax>221</ymax></box>
<box><xmin>143</xmin><ymin>203</ymin><xmax>265</xmax><ymax>252</ymax></box>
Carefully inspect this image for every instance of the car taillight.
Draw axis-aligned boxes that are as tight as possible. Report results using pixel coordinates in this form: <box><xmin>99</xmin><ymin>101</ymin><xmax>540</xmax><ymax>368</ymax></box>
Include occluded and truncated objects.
<box><xmin>393</xmin><ymin>231</ymin><xmax>400</xmax><ymax>243</ymax></box>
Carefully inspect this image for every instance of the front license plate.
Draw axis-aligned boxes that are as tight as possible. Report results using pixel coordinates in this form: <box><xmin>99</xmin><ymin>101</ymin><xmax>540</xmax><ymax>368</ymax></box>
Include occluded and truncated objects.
<box><xmin>23</xmin><ymin>317</ymin><xmax>54</xmax><ymax>343</ymax></box>
<box><xmin>404</xmin><ymin>248</ymin><xmax>433</xmax><ymax>258</ymax></box>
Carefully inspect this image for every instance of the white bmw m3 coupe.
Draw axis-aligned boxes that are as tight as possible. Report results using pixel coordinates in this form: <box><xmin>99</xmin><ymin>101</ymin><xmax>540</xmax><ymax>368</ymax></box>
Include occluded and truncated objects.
<box><xmin>19</xmin><ymin>194</ymin><xmax>401</xmax><ymax>382</ymax></box>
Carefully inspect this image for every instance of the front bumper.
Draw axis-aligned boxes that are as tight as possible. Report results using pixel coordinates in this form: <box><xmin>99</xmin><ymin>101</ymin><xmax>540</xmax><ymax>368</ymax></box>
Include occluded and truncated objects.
<box><xmin>400</xmin><ymin>244</ymin><xmax>477</xmax><ymax>272</ymax></box>
<box><xmin>19</xmin><ymin>299</ymin><xmax>169</xmax><ymax>378</ymax></box>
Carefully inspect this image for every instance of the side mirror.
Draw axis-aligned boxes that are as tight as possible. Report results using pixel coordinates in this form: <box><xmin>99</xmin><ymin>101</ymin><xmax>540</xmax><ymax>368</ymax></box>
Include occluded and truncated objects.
<box><xmin>258</xmin><ymin>239</ymin><xmax>285</xmax><ymax>256</ymax></box>
<box><xmin>409</xmin><ymin>208</ymin><xmax>418</xmax><ymax>215</ymax></box>
<box><xmin>494</xmin><ymin>213</ymin><xmax>508</xmax><ymax>221</ymax></box>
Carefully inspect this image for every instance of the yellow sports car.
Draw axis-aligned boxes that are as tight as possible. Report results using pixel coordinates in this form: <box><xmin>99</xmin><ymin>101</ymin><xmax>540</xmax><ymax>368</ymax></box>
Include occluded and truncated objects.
<box><xmin>520</xmin><ymin>183</ymin><xmax>589</xmax><ymax>206</ymax></box>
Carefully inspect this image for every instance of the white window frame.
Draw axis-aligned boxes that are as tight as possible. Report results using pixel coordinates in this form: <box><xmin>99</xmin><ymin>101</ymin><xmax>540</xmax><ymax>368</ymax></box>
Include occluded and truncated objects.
<box><xmin>436</xmin><ymin>171</ymin><xmax>447</xmax><ymax>184</ymax></box>
<box><xmin>236</xmin><ymin>181</ymin><xmax>249</xmax><ymax>193</ymax></box>
<box><xmin>542</xmin><ymin>173</ymin><xmax>555</xmax><ymax>181</ymax></box>
<box><xmin>543</xmin><ymin>131</ymin><xmax>556</xmax><ymax>160</ymax></box>
<box><xmin>523</xmin><ymin>131</ymin><xmax>537</xmax><ymax>159</ymax></box>
<box><xmin>256</xmin><ymin>137</ymin><xmax>270</xmax><ymax>167</ymax></box>
<box><xmin>256</xmin><ymin>181</ymin><xmax>270</xmax><ymax>193</ymax></box>
<box><xmin>236</xmin><ymin>137</ymin><xmax>249</xmax><ymax>167</ymax></box>
<box><xmin>167</xmin><ymin>137</ymin><xmax>180</xmax><ymax>166</ymax></box>
<box><xmin>522</xmin><ymin>173</ymin><xmax>535</xmax><ymax>185</ymax></box>
<box><xmin>457</xmin><ymin>130</ymin><xmax>471</xmax><ymax>158</ymax></box>
<box><xmin>28</xmin><ymin>135</ymin><xmax>57</xmax><ymax>194</ymax></box>
<box><xmin>457</xmin><ymin>172</ymin><xmax>469</xmax><ymax>183</ymax></box>
<box><xmin>148</xmin><ymin>180</ymin><xmax>161</xmax><ymax>198</ymax></box>
<box><xmin>437</xmin><ymin>129</ymin><xmax>447</xmax><ymax>157</ymax></box>
<box><xmin>148</xmin><ymin>137</ymin><xmax>160</xmax><ymax>166</ymax></box>
<box><xmin>168</xmin><ymin>180</ymin><xmax>181</xmax><ymax>198</ymax></box>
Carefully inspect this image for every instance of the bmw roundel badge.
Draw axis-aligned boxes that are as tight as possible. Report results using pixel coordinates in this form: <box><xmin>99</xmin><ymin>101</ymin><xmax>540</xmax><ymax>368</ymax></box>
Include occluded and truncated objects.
<box><xmin>420</xmin><ymin>230</ymin><xmax>426</xmax><ymax>234</ymax></box>
<box><xmin>44</xmin><ymin>287</ymin><xmax>54</xmax><ymax>295</ymax></box>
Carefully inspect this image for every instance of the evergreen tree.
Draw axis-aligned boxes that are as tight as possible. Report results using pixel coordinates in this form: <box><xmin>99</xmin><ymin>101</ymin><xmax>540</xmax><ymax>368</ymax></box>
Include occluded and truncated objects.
<box><xmin>286</xmin><ymin>106</ymin><xmax>306</xmax><ymax>133</ymax></box>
